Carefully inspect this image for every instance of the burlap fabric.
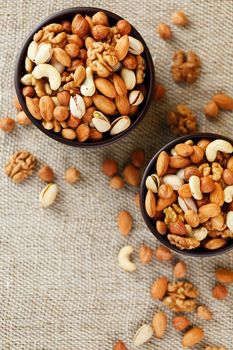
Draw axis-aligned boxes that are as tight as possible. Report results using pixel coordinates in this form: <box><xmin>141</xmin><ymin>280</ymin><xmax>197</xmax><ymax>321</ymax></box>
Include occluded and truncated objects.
<box><xmin>0</xmin><ymin>0</ymin><xmax>233</xmax><ymax>349</ymax></box>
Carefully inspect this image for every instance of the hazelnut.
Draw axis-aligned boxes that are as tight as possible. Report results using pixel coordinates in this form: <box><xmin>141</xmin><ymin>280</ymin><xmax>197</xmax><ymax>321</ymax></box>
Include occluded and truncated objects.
<box><xmin>89</xmin><ymin>128</ymin><xmax>103</xmax><ymax>141</ymax></box>
<box><xmin>139</xmin><ymin>244</ymin><xmax>153</xmax><ymax>264</ymax></box>
<box><xmin>82</xmin><ymin>106</ymin><xmax>96</xmax><ymax>124</ymax></box>
<box><xmin>65</xmin><ymin>43</ymin><xmax>80</xmax><ymax>58</ymax></box>
<box><xmin>212</xmin><ymin>284</ymin><xmax>228</xmax><ymax>300</ymax></box>
<box><xmin>173</xmin><ymin>260</ymin><xmax>187</xmax><ymax>278</ymax></box>
<box><xmin>109</xmin><ymin>175</ymin><xmax>124</xmax><ymax>189</ymax></box>
<box><xmin>71</xmin><ymin>14</ymin><xmax>90</xmax><ymax>37</ymax></box>
<box><xmin>156</xmin><ymin>23</ymin><xmax>172</xmax><ymax>40</ymax></box>
<box><xmin>116</xmin><ymin>19</ymin><xmax>132</xmax><ymax>35</ymax></box>
<box><xmin>67</xmin><ymin>114</ymin><xmax>81</xmax><ymax>129</ymax></box>
<box><xmin>16</xmin><ymin>111</ymin><xmax>32</xmax><ymax>126</ymax></box>
<box><xmin>61</xmin><ymin>20</ymin><xmax>72</xmax><ymax>33</ymax></box>
<box><xmin>131</xmin><ymin>149</ymin><xmax>145</xmax><ymax>168</ymax></box>
<box><xmin>53</xmin><ymin>106</ymin><xmax>69</xmax><ymax>122</ymax></box>
<box><xmin>223</xmin><ymin>169</ymin><xmax>233</xmax><ymax>185</ymax></box>
<box><xmin>171</xmin><ymin>11</ymin><xmax>188</xmax><ymax>26</ymax></box>
<box><xmin>156</xmin><ymin>220</ymin><xmax>167</xmax><ymax>235</ymax></box>
<box><xmin>14</xmin><ymin>95</ymin><xmax>22</xmax><ymax>110</ymax></box>
<box><xmin>92</xmin><ymin>11</ymin><xmax>108</xmax><ymax>26</ymax></box>
<box><xmin>200</xmin><ymin>176</ymin><xmax>215</xmax><ymax>193</ymax></box>
<box><xmin>22</xmin><ymin>86</ymin><xmax>35</xmax><ymax>97</ymax></box>
<box><xmin>172</xmin><ymin>316</ymin><xmax>190</xmax><ymax>331</ymax></box>
<box><xmin>102</xmin><ymin>159</ymin><xmax>118</xmax><ymax>177</ymax></box>
<box><xmin>0</xmin><ymin>117</ymin><xmax>15</xmax><ymax>133</ymax></box>
<box><xmin>123</xmin><ymin>164</ymin><xmax>140</xmax><ymax>186</ymax></box>
<box><xmin>154</xmin><ymin>84</ymin><xmax>166</xmax><ymax>100</ymax></box>
<box><xmin>37</xmin><ymin>165</ymin><xmax>54</xmax><ymax>182</ymax></box>
<box><xmin>92</xmin><ymin>24</ymin><xmax>110</xmax><ymax>40</ymax></box>
<box><xmin>134</xmin><ymin>192</ymin><xmax>140</xmax><ymax>207</ymax></box>
<box><xmin>57</xmin><ymin>91</ymin><xmax>70</xmax><ymax>107</ymax></box>
<box><xmin>65</xmin><ymin>167</ymin><xmax>80</xmax><ymax>184</ymax></box>
<box><xmin>197</xmin><ymin>305</ymin><xmax>212</xmax><ymax>321</ymax></box>
<box><xmin>155</xmin><ymin>245</ymin><xmax>172</xmax><ymax>261</ymax></box>
<box><xmin>204</xmin><ymin>100</ymin><xmax>219</xmax><ymax>118</ymax></box>
<box><xmin>122</xmin><ymin>54</ymin><xmax>137</xmax><ymax>70</ymax></box>
<box><xmin>76</xmin><ymin>124</ymin><xmax>90</xmax><ymax>142</ymax></box>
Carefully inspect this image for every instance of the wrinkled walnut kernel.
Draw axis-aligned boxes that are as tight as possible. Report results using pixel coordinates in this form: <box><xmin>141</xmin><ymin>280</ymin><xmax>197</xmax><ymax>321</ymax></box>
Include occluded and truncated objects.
<box><xmin>167</xmin><ymin>104</ymin><xmax>197</xmax><ymax>136</ymax></box>
<box><xmin>171</xmin><ymin>50</ymin><xmax>201</xmax><ymax>84</ymax></box>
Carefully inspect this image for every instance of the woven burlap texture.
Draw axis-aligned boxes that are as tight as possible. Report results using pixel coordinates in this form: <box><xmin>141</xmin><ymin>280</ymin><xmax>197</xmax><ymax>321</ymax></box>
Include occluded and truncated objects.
<box><xmin>0</xmin><ymin>0</ymin><xmax>233</xmax><ymax>349</ymax></box>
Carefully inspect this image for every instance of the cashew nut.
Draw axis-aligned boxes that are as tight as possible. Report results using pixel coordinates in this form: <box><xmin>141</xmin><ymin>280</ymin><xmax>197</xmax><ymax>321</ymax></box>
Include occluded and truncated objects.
<box><xmin>191</xmin><ymin>227</ymin><xmax>208</xmax><ymax>241</ymax></box>
<box><xmin>145</xmin><ymin>174</ymin><xmax>160</xmax><ymax>193</ymax></box>
<box><xmin>171</xmin><ymin>148</ymin><xmax>178</xmax><ymax>156</ymax></box>
<box><xmin>133</xmin><ymin>324</ymin><xmax>153</xmax><ymax>347</ymax></box>
<box><xmin>162</xmin><ymin>174</ymin><xmax>183</xmax><ymax>191</ymax></box>
<box><xmin>32</xmin><ymin>64</ymin><xmax>61</xmax><ymax>90</ymax></box>
<box><xmin>118</xmin><ymin>245</ymin><xmax>136</xmax><ymax>272</ymax></box>
<box><xmin>80</xmin><ymin>67</ymin><xmax>96</xmax><ymax>96</ymax></box>
<box><xmin>206</xmin><ymin>139</ymin><xmax>233</xmax><ymax>162</ymax></box>
<box><xmin>226</xmin><ymin>211</ymin><xmax>233</xmax><ymax>232</ymax></box>
<box><xmin>224</xmin><ymin>185</ymin><xmax>233</xmax><ymax>203</ymax></box>
<box><xmin>27</xmin><ymin>40</ymin><xmax>38</xmax><ymax>62</ymax></box>
<box><xmin>178</xmin><ymin>196</ymin><xmax>197</xmax><ymax>213</ymax></box>
<box><xmin>189</xmin><ymin>175</ymin><xmax>203</xmax><ymax>200</ymax></box>
<box><xmin>21</xmin><ymin>73</ymin><xmax>33</xmax><ymax>85</ymax></box>
<box><xmin>69</xmin><ymin>94</ymin><xmax>86</xmax><ymax>119</ymax></box>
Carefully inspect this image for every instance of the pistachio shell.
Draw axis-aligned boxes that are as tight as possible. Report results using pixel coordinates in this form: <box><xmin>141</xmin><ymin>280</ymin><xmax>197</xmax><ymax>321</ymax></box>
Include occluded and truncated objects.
<box><xmin>92</xmin><ymin>111</ymin><xmax>111</xmax><ymax>132</ymax></box>
<box><xmin>128</xmin><ymin>36</ymin><xmax>144</xmax><ymax>55</ymax></box>
<box><xmin>129</xmin><ymin>90</ymin><xmax>144</xmax><ymax>105</ymax></box>
<box><xmin>35</xmin><ymin>43</ymin><xmax>53</xmax><ymax>65</ymax></box>
<box><xmin>39</xmin><ymin>183</ymin><xmax>58</xmax><ymax>208</ymax></box>
<box><xmin>110</xmin><ymin>116</ymin><xmax>131</xmax><ymax>135</ymax></box>
<box><xmin>145</xmin><ymin>174</ymin><xmax>160</xmax><ymax>193</ymax></box>
<box><xmin>133</xmin><ymin>324</ymin><xmax>153</xmax><ymax>347</ymax></box>
<box><xmin>121</xmin><ymin>67</ymin><xmax>136</xmax><ymax>90</ymax></box>
<box><xmin>27</xmin><ymin>41</ymin><xmax>39</xmax><ymax>62</ymax></box>
<box><xmin>69</xmin><ymin>95</ymin><xmax>86</xmax><ymax>119</ymax></box>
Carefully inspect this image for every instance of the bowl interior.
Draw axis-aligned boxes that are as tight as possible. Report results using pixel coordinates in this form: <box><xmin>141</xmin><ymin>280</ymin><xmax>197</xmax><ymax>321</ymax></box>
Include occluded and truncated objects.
<box><xmin>140</xmin><ymin>132</ymin><xmax>233</xmax><ymax>257</ymax></box>
<box><xmin>15</xmin><ymin>7</ymin><xmax>155</xmax><ymax>148</ymax></box>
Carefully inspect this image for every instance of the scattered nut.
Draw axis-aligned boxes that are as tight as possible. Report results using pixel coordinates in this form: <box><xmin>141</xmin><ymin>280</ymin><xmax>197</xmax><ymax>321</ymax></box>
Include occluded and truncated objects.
<box><xmin>204</xmin><ymin>101</ymin><xmax>219</xmax><ymax>118</ymax></box>
<box><xmin>155</xmin><ymin>245</ymin><xmax>172</xmax><ymax>261</ymax></box>
<box><xmin>171</xmin><ymin>11</ymin><xmax>188</xmax><ymax>26</ymax></box>
<box><xmin>167</xmin><ymin>104</ymin><xmax>197</xmax><ymax>136</ymax></box>
<box><xmin>113</xmin><ymin>340</ymin><xmax>127</xmax><ymax>350</ymax></box>
<box><xmin>215</xmin><ymin>267</ymin><xmax>233</xmax><ymax>284</ymax></box>
<box><xmin>16</xmin><ymin>111</ymin><xmax>32</xmax><ymax>125</ymax></box>
<box><xmin>171</xmin><ymin>50</ymin><xmax>201</xmax><ymax>84</ymax></box>
<box><xmin>197</xmin><ymin>305</ymin><xmax>212</xmax><ymax>320</ymax></box>
<box><xmin>65</xmin><ymin>167</ymin><xmax>80</xmax><ymax>184</ymax></box>
<box><xmin>102</xmin><ymin>159</ymin><xmax>118</xmax><ymax>177</ymax></box>
<box><xmin>173</xmin><ymin>260</ymin><xmax>187</xmax><ymax>278</ymax></box>
<box><xmin>152</xmin><ymin>311</ymin><xmax>167</xmax><ymax>338</ymax></box>
<box><xmin>154</xmin><ymin>84</ymin><xmax>166</xmax><ymax>100</ymax></box>
<box><xmin>131</xmin><ymin>150</ymin><xmax>145</xmax><ymax>168</ymax></box>
<box><xmin>118</xmin><ymin>245</ymin><xmax>136</xmax><ymax>272</ymax></box>
<box><xmin>38</xmin><ymin>165</ymin><xmax>54</xmax><ymax>182</ymax></box>
<box><xmin>151</xmin><ymin>276</ymin><xmax>168</xmax><ymax>300</ymax></box>
<box><xmin>39</xmin><ymin>183</ymin><xmax>58</xmax><ymax>208</ymax></box>
<box><xmin>0</xmin><ymin>117</ymin><xmax>15</xmax><ymax>133</ymax></box>
<box><xmin>123</xmin><ymin>164</ymin><xmax>140</xmax><ymax>186</ymax></box>
<box><xmin>172</xmin><ymin>316</ymin><xmax>190</xmax><ymax>331</ymax></box>
<box><xmin>4</xmin><ymin>150</ymin><xmax>36</xmax><ymax>183</ymax></box>
<box><xmin>117</xmin><ymin>210</ymin><xmax>133</xmax><ymax>236</ymax></box>
<box><xmin>212</xmin><ymin>284</ymin><xmax>228</xmax><ymax>300</ymax></box>
<box><xmin>109</xmin><ymin>175</ymin><xmax>124</xmax><ymax>189</ymax></box>
<box><xmin>156</xmin><ymin>23</ymin><xmax>172</xmax><ymax>40</ymax></box>
<box><xmin>139</xmin><ymin>244</ymin><xmax>153</xmax><ymax>264</ymax></box>
<box><xmin>182</xmin><ymin>327</ymin><xmax>204</xmax><ymax>348</ymax></box>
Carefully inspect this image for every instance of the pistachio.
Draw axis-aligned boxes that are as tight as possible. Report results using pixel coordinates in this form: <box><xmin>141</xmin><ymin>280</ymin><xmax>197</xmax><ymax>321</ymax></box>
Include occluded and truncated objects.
<box><xmin>128</xmin><ymin>36</ymin><xmax>144</xmax><ymax>55</ymax></box>
<box><xmin>110</xmin><ymin>116</ymin><xmax>131</xmax><ymax>135</ymax></box>
<box><xmin>35</xmin><ymin>43</ymin><xmax>52</xmax><ymax>65</ymax></box>
<box><xmin>129</xmin><ymin>90</ymin><xmax>144</xmax><ymax>105</ymax></box>
<box><xmin>39</xmin><ymin>183</ymin><xmax>58</xmax><ymax>208</ymax></box>
<box><xmin>92</xmin><ymin>111</ymin><xmax>111</xmax><ymax>132</ymax></box>
<box><xmin>133</xmin><ymin>324</ymin><xmax>153</xmax><ymax>347</ymax></box>
<box><xmin>27</xmin><ymin>41</ymin><xmax>38</xmax><ymax>62</ymax></box>
<box><xmin>145</xmin><ymin>174</ymin><xmax>160</xmax><ymax>193</ymax></box>
<box><xmin>69</xmin><ymin>94</ymin><xmax>86</xmax><ymax>119</ymax></box>
<box><xmin>120</xmin><ymin>68</ymin><xmax>136</xmax><ymax>90</ymax></box>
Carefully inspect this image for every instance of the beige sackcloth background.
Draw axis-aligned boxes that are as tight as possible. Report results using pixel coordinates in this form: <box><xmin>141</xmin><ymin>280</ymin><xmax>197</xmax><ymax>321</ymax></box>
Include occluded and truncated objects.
<box><xmin>0</xmin><ymin>0</ymin><xmax>233</xmax><ymax>349</ymax></box>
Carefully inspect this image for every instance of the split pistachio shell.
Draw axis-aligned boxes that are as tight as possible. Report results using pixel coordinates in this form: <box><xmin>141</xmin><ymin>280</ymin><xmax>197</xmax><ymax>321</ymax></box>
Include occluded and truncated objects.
<box><xmin>92</xmin><ymin>111</ymin><xmax>111</xmax><ymax>132</ymax></box>
<box><xmin>39</xmin><ymin>183</ymin><xmax>58</xmax><ymax>208</ymax></box>
<box><xmin>27</xmin><ymin>41</ymin><xmax>38</xmax><ymax>62</ymax></box>
<box><xmin>69</xmin><ymin>94</ymin><xmax>86</xmax><ymax>119</ymax></box>
<box><xmin>120</xmin><ymin>68</ymin><xmax>136</xmax><ymax>90</ymax></box>
<box><xmin>80</xmin><ymin>67</ymin><xmax>96</xmax><ymax>96</ymax></box>
<box><xmin>35</xmin><ymin>43</ymin><xmax>53</xmax><ymax>65</ymax></box>
<box><xmin>133</xmin><ymin>324</ymin><xmax>153</xmax><ymax>347</ymax></box>
<box><xmin>129</xmin><ymin>90</ymin><xmax>144</xmax><ymax>105</ymax></box>
<box><xmin>145</xmin><ymin>174</ymin><xmax>160</xmax><ymax>193</ymax></box>
<box><xmin>191</xmin><ymin>227</ymin><xmax>208</xmax><ymax>241</ymax></box>
<box><xmin>110</xmin><ymin>116</ymin><xmax>131</xmax><ymax>136</ymax></box>
<box><xmin>128</xmin><ymin>36</ymin><xmax>144</xmax><ymax>55</ymax></box>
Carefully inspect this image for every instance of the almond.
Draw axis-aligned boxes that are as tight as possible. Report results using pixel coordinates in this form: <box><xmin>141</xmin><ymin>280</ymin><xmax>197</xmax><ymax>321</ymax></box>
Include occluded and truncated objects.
<box><xmin>198</xmin><ymin>203</ymin><xmax>221</xmax><ymax>218</ymax></box>
<box><xmin>205</xmin><ymin>238</ymin><xmax>226</xmax><ymax>250</ymax></box>
<box><xmin>92</xmin><ymin>95</ymin><xmax>117</xmax><ymax>115</ymax></box>
<box><xmin>152</xmin><ymin>311</ymin><xmax>167</xmax><ymax>338</ymax></box>
<box><xmin>215</xmin><ymin>268</ymin><xmax>233</xmax><ymax>284</ymax></box>
<box><xmin>174</xmin><ymin>143</ymin><xmax>193</xmax><ymax>157</ymax></box>
<box><xmin>26</xmin><ymin>97</ymin><xmax>42</xmax><ymax>120</ymax></box>
<box><xmin>113</xmin><ymin>340</ymin><xmax>127</xmax><ymax>350</ymax></box>
<box><xmin>209</xmin><ymin>183</ymin><xmax>224</xmax><ymax>206</ymax></box>
<box><xmin>115</xmin><ymin>35</ymin><xmax>129</xmax><ymax>61</ymax></box>
<box><xmin>197</xmin><ymin>138</ymin><xmax>211</xmax><ymax>151</ymax></box>
<box><xmin>123</xmin><ymin>164</ymin><xmax>140</xmax><ymax>186</ymax></box>
<box><xmin>184</xmin><ymin>210</ymin><xmax>200</xmax><ymax>228</ymax></box>
<box><xmin>200</xmin><ymin>176</ymin><xmax>215</xmax><ymax>193</ymax></box>
<box><xmin>115</xmin><ymin>95</ymin><xmax>130</xmax><ymax>115</ymax></box>
<box><xmin>212</xmin><ymin>93</ymin><xmax>233</xmax><ymax>110</ymax></box>
<box><xmin>178</xmin><ymin>184</ymin><xmax>192</xmax><ymax>198</ymax></box>
<box><xmin>173</xmin><ymin>261</ymin><xmax>187</xmax><ymax>279</ymax></box>
<box><xmin>169</xmin><ymin>156</ymin><xmax>191</xmax><ymax>169</ymax></box>
<box><xmin>53</xmin><ymin>48</ymin><xmax>71</xmax><ymax>67</ymax></box>
<box><xmin>157</xmin><ymin>191</ymin><xmax>177</xmax><ymax>211</ymax></box>
<box><xmin>204</xmin><ymin>100</ymin><xmax>219</xmax><ymax>118</ymax></box>
<box><xmin>212</xmin><ymin>284</ymin><xmax>228</xmax><ymax>299</ymax></box>
<box><xmin>117</xmin><ymin>210</ymin><xmax>133</xmax><ymax>236</ymax></box>
<box><xmin>145</xmin><ymin>189</ymin><xmax>156</xmax><ymax>218</ymax></box>
<box><xmin>112</xmin><ymin>74</ymin><xmax>127</xmax><ymax>96</ymax></box>
<box><xmin>155</xmin><ymin>245</ymin><xmax>172</xmax><ymax>261</ymax></box>
<box><xmin>156</xmin><ymin>151</ymin><xmax>169</xmax><ymax>177</ymax></box>
<box><xmin>158</xmin><ymin>184</ymin><xmax>174</xmax><ymax>199</ymax></box>
<box><xmin>170</xmin><ymin>221</ymin><xmax>187</xmax><ymax>236</ymax></box>
<box><xmin>139</xmin><ymin>245</ymin><xmax>153</xmax><ymax>264</ymax></box>
<box><xmin>172</xmin><ymin>316</ymin><xmax>190</xmax><ymax>331</ymax></box>
<box><xmin>156</xmin><ymin>221</ymin><xmax>167</xmax><ymax>235</ymax></box>
<box><xmin>223</xmin><ymin>169</ymin><xmax>233</xmax><ymax>185</ymax></box>
<box><xmin>151</xmin><ymin>276</ymin><xmax>168</xmax><ymax>300</ymax></box>
<box><xmin>184</xmin><ymin>167</ymin><xmax>201</xmax><ymax>180</ymax></box>
<box><xmin>182</xmin><ymin>327</ymin><xmax>204</xmax><ymax>347</ymax></box>
<box><xmin>197</xmin><ymin>305</ymin><xmax>212</xmax><ymax>320</ymax></box>
<box><xmin>190</xmin><ymin>145</ymin><xmax>204</xmax><ymax>163</ymax></box>
<box><xmin>95</xmin><ymin>78</ymin><xmax>116</xmax><ymax>99</ymax></box>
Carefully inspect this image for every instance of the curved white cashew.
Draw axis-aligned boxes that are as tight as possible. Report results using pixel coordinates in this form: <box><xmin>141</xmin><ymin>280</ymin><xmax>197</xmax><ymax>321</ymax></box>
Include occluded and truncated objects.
<box><xmin>224</xmin><ymin>185</ymin><xmax>233</xmax><ymax>203</ymax></box>
<box><xmin>189</xmin><ymin>175</ymin><xmax>203</xmax><ymax>200</ymax></box>
<box><xmin>206</xmin><ymin>139</ymin><xmax>233</xmax><ymax>162</ymax></box>
<box><xmin>226</xmin><ymin>211</ymin><xmax>233</xmax><ymax>232</ymax></box>
<box><xmin>118</xmin><ymin>245</ymin><xmax>136</xmax><ymax>272</ymax></box>
<box><xmin>69</xmin><ymin>94</ymin><xmax>86</xmax><ymax>119</ymax></box>
<box><xmin>191</xmin><ymin>227</ymin><xmax>208</xmax><ymax>241</ymax></box>
<box><xmin>145</xmin><ymin>174</ymin><xmax>160</xmax><ymax>193</ymax></box>
<box><xmin>32</xmin><ymin>64</ymin><xmax>61</xmax><ymax>90</ymax></box>
<box><xmin>162</xmin><ymin>174</ymin><xmax>183</xmax><ymax>191</ymax></box>
<box><xmin>27</xmin><ymin>41</ymin><xmax>38</xmax><ymax>62</ymax></box>
<box><xmin>92</xmin><ymin>111</ymin><xmax>110</xmax><ymax>132</ymax></box>
<box><xmin>80</xmin><ymin>67</ymin><xmax>96</xmax><ymax>97</ymax></box>
<box><xmin>133</xmin><ymin>324</ymin><xmax>153</xmax><ymax>347</ymax></box>
<box><xmin>178</xmin><ymin>196</ymin><xmax>197</xmax><ymax>213</ymax></box>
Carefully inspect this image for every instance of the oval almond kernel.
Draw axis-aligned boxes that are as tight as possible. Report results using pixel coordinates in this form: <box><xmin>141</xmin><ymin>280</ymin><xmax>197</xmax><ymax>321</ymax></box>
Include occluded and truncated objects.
<box><xmin>145</xmin><ymin>189</ymin><xmax>156</xmax><ymax>218</ymax></box>
<box><xmin>92</xmin><ymin>95</ymin><xmax>117</xmax><ymax>115</ymax></box>
<box><xmin>182</xmin><ymin>327</ymin><xmax>204</xmax><ymax>348</ymax></box>
<box><xmin>152</xmin><ymin>311</ymin><xmax>167</xmax><ymax>338</ymax></box>
<box><xmin>117</xmin><ymin>210</ymin><xmax>133</xmax><ymax>236</ymax></box>
<box><xmin>174</xmin><ymin>143</ymin><xmax>193</xmax><ymax>157</ymax></box>
<box><xmin>215</xmin><ymin>268</ymin><xmax>233</xmax><ymax>284</ymax></box>
<box><xmin>169</xmin><ymin>156</ymin><xmax>191</xmax><ymax>169</ymax></box>
<box><xmin>112</xmin><ymin>74</ymin><xmax>127</xmax><ymax>96</ymax></box>
<box><xmin>156</xmin><ymin>151</ymin><xmax>169</xmax><ymax>177</ymax></box>
<box><xmin>169</xmin><ymin>221</ymin><xmax>187</xmax><ymax>236</ymax></box>
<box><xmin>115</xmin><ymin>95</ymin><xmax>130</xmax><ymax>115</ymax></box>
<box><xmin>205</xmin><ymin>238</ymin><xmax>227</xmax><ymax>250</ymax></box>
<box><xmin>95</xmin><ymin>78</ymin><xmax>116</xmax><ymax>99</ymax></box>
<box><xmin>198</xmin><ymin>203</ymin><xmax>221</xmax><ymax>218</ymax></box>
<box><xmin>115</xmin><ymin>35</ymin><xmax>129</xmax><ymax>61</ymax></box>
<box><xmin>151</xmin><ymin>276</ymin><xmax>168</xmax><ymax>300</ymax></box>
<box><xmin>212</xmin><ymin>93</ymin><xmax>233</xmax><ymax>110</ymax></box>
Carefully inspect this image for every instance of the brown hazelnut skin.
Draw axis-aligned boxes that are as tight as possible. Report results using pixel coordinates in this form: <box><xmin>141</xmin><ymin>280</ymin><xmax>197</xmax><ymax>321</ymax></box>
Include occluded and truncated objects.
<box><xmin>92</xmin><ymin>25</ymin><xmax>110</xmax><ymax>40</ymax></box>
<box><xmin>65</xmin><ymin>43</ymin><xmax>80</xmax><ymax>58</ymax></box>
<box><xmin>92</xmin><ymin>11</ymin><xmax>108</xmax><ymax>26</ymax></box>
<box><xmin>122</xmin><ymin>54</ymin><xmax>137</xmax><ymax>69</ymax></box>
<box><xmin>0</xmin><ymin>117</ymin><xmax>15</xmax><ymax>132</ymax></box>
<box><xmin>67</xmin><ymin>114</ymin><xmax>81</xmax><ymax>129</ymax></box>
<box><xmin>61</xmin><ymin>20</ymin><xmax>72</xmax><ymax>33</ymax></box>
<box><xmin>154</xmin><ymin>84</ymin><xmax>166</xmax><ymax>100</ymax></box>
<box><xmin>38</xmin><ymin>165</ymin><xmax>54</xmax><ymax>182</ymax></box>
<box><xmin>22</xmin><ymin>86</ymin><xmax>35</xmax><ymax>97</ymax></box>
<box><xmin>65</xmin><ymin>167</ymin><xmax>80</xmax><ymax>184</ymax></box>
<box><xmin>102</xmin><ymin>159</ymin><xmax>118</xmax><ymax>177</ymax></box>
<box><xmin>116</xmin><ymin>19</ymin><xmax>132</xmax><ymax>35</ymax></box>
<box><xmin>204</xmin><ymin>100</ymin><xmax>219</xmax><ymax>118</ymax></box>
<box><xmin>71</xmin><ymin>14</ymin><xmax>90</xmax><ymax>37</ymax></box>
<box><xmin>109</xmin><ymin>175</ymin><xmax>124</xmax><ymax>189</ymax></box>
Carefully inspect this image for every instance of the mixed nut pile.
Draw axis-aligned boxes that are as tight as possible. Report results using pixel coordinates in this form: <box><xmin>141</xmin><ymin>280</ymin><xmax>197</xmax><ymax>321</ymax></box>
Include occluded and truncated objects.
<box><xmin>20</xmin><ymin>11</ymin><xmax>147</xmax><ymax>142</ymax></box>
<box><xmin>144</xmin><ymin>138</ymin><xmax>233</xmax><ymax>251</ymax></box>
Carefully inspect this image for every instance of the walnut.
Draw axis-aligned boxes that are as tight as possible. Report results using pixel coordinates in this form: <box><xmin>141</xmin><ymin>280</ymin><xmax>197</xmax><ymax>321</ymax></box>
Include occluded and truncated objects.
<box><xmin>4</xmin><ymin>150</ymin><xmax>37</xmax><ymax>183</ymax></box>
<box><xmin>163</xmin><ymin>281</ymin><xmax>198</xmax><ymax>312</ymax></box>
<box><xmin>211</xmin><ymin>162</ymin><xmax>223</xmax><ymax>181</ymax></box>
<box><xmin>164</xmin><ymin>206</ymin><xmax>177</xmax><ymax>225</ymax></box>
<box><xmin>171</xmin><ymin>50</ymin><xmax>201</xmax><ymax>84</ymax></box>
<box><xmin>215</xmin><ymin>151</ymin><xmax>231</xmax><ymax>168</ymax></box>
<box><xmin>167</xmin><ymin>104</ymin><xmax>197</xmax><ymax>136</ymax></box>
<box><xmin>167</xmin><ymin>234</ymin><xmax>200</xmax><ymax>250</ymax></box>
<box><xmin>199</xmin><ymin>163</ymin><xmax>211</xmax><ymax>176</ymax></box>
<box><xmin>136</xmin><ymin>55</ymin><xmax>146</xmax><ymax>84</ymax></box>
<box><xmin>220</xmin><ymin>229</ymin><xmax>233</xmax><ymax>238</ymax></box>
